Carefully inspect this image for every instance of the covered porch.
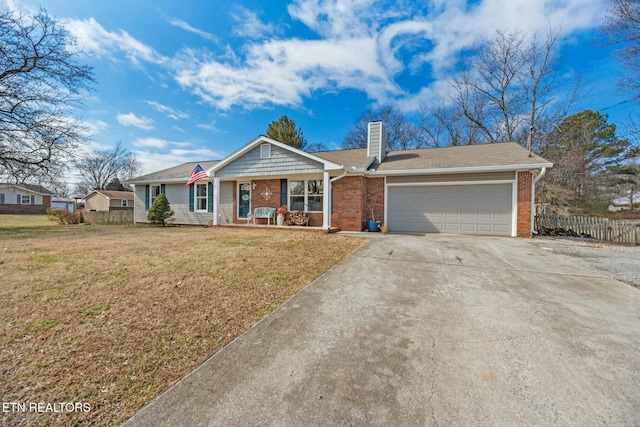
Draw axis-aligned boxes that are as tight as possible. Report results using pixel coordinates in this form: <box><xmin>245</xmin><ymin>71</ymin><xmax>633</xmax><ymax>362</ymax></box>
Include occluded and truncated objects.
<box><xmin>211</xmin><ymin>173</ymin><xmax>334</xmax><ymax>230</ymax></box>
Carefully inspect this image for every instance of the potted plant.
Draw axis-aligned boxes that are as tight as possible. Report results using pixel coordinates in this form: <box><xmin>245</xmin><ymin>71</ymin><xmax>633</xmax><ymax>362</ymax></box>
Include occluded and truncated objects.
<box><xmin>276</xmin><ymin>205</ymin><xmax>288</xmax><ymax>226</ymax></box>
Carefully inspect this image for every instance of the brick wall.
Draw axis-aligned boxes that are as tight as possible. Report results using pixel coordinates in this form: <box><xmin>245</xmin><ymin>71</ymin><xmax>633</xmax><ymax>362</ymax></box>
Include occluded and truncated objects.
<box><xmin>366</xmin><ymin>177</ymin><xmax>385</xmax><ymax>226</ymax></box>
<box><xmin>331</xmin><ymin>176</ymin><xmax>384</xmax><ymax>231</ymax></box>
<box><xmin>250</xmin><ymin>179</ymin><xmax>282</xmax><ymax>225</ymax></box>
<box><xmin>516</xmin><ymin>171</ymin><xmax>532</xmax><ymax>237</ymax></box>
<box><xmin>331</xmin><ymin>176</ymin><xmax>366</xmax><ymax>231</ymax></box>
<box><xmin>0</xmin><ymin>195</ymin><xmax>50</xmax><ymax>214</ymax></box>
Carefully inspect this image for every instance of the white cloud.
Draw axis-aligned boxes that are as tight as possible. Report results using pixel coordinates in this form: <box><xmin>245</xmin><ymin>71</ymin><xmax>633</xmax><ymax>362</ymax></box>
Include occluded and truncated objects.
<box><xmin>170</xmin><ymin>0</ymin><xmax>604</xmax><ymax>111</ymax></box>
<box><xmin>231</xmin><ymin>7</ymin><xmax>278</xmax><ymax>39</ymax></box>
<box><xmin>174</xmin><ymin>36</ymin><xmax>394</xmax><ymax>110</ymax></box>
<box><xmin>145</xmin><ymin>101</ymin><xmax>189</xmax><ymax>120</ymax></box>
<box><xmin>83</xmin><ymin>119</ymin><xmax>109</xmax><ymax>136</ymax></box>
<box><xmin>117</xmin><ymin>113</ymin><xmax>155</xmax><ymax>130</ymax></box>
<box><xmin>133</xmin><ymin>147</ymin><xmax>226</xmax><ymax>175</ymax></box>
<box><xmin>196</xmin><ymin>122</ymin><xmax>221</xmax><ymax>133</ymax></box>
<box><xmin>132</xmin><ymin>137</ymin><xmax>169</xmax><ymax>148</ymax></box>
<box><xmin>65</xmin><ymin>17</ymin><xmax>167</xmax><ymax>66</ymax></box>
<box><xmin>167</xmin><ymin>17</ymin><xmax>217</xmax><ymax>42</ymax></box>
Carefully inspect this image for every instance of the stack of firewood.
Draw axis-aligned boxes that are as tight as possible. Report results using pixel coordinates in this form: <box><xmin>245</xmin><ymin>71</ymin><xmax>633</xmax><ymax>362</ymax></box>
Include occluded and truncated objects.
<box><xmin>537</xmin><ymin>226</ymin><xmax>591</xmax><ymax>238</ymax></box>
<box><xmin>286</xmin><ymin>210</ymin><xmax>310</xmax><ymax>226</ymax></box>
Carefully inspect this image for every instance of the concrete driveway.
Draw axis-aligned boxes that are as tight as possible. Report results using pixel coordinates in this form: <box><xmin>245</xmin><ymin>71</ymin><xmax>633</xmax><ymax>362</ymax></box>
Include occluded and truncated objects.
<box><xmin>124</xmin><ymin>234</ymin><xmax>640</xmax><ymax>426</ymax></box>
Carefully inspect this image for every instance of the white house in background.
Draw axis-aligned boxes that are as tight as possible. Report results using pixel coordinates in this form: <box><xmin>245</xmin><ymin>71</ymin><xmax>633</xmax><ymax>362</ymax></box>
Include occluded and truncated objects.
<box><xmin>609</xmin><ymin>190</ymin><xmax>640</xmax><ymax>211</ymax></box>
<box><xmin>51</xmin><ymin>197</ymin><xmax>76</xmax><ymax>212</ymax></box>
<box><xmin>0</xmin><ymin>183</ymin><xmax>53</xmax><ymax>214</ymax></box>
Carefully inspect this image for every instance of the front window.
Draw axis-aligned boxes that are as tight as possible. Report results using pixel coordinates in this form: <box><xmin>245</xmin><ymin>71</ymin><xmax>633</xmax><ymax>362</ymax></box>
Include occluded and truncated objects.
<box><xmin>150</xmin><ymin>185</ymin><xmax>161</xmax><ymax>206</ymax></box>
<box><xmin>21</xmin><ymin>194</ymin><xmax>30</xmax><ymax>204</ymax></box>
<box><xmin>121</xmin><ymin>200</ymin><xmax>128</xmax><ymax>207</ymax></box>
<box><xmin>195</xmin><ymin>183</ymin><xmax>208</xmax><ymax>211</ymax></box>
<box><xmin>289</xmin><ymin>180</ymin><xmax>323</xmax><ymax>212</ymax></box>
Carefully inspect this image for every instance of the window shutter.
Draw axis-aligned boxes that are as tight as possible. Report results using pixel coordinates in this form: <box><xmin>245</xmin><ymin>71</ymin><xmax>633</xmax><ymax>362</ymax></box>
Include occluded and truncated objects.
<box><xmin>0</xmin><ymin>193</ymin><xmax>4</xmax><ymax>204</ymax></box>
<box><xmin>160</xmin><ymin>184</ymin><xmax>166</xmax><ymax>194</ymax></box>
<box><xmin>17</xmin><ymin>194</ymin><xmax>20</xmax><ymax>204</ymax></box>
<box><xmin>189</xmin><ymin>184</ymin><xmax>194</xmax><ymax>212</ymax></box>
<box><xmin>208</xmin><ymin>182</ymin><xmax>214</xmax><ymax>212</ymax></box>
<box><xmin>280</xmin><ymin>179</ymin><xmax>287</xmax><ymax>206</ymax></box>
<box><xmin>31</xmin><ymin>195</ymin><xmax>35</xmax><ymax>205</ymax></box>
<box><xmin>145</xmin><ymin>185</ymin><xmax>150</xmax><ymax>210</ymax></box>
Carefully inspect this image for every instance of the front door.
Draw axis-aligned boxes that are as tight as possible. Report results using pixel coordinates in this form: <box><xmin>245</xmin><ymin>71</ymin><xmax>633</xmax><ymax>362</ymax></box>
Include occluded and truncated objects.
<box><xmin>238</xmin><ymin>182</ymin><xmax>251</xmax><ymax>219</ymax></box>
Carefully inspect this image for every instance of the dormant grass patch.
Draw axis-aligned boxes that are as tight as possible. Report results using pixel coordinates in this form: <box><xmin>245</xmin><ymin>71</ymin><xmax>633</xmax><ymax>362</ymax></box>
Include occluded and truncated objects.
<box><xmin>0</xmin><ymin>223</ymin><xmax>366</xmax><ymax>426</ymax></box>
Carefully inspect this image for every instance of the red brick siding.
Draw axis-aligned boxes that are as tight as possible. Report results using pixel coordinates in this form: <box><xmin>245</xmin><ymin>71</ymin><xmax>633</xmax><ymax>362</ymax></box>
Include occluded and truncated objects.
<box><xmin>330</xmin><ymin>176</ymin><xmax>384</xmax><ymax>231</ymax></box>
<box><xmin>331</xmin><ymin>176</ymin><xmax>366</xmax><ymax>231</ymax></box>
<box><xmin>516</xmin><ymin>171</ymin><xmax>532</xmax><ymax>237</ymax></box>
<box><xmin>366</xmin><ymin>177</ymin><xmax>385</xmax><ymax>226</ymax></box>
<box><xmin>250</xmin><ymin>179</ymin><xmax>282</xmax><ymax>225</ymax></box>
<box><xmin>0</xmin><ymin>195</ymin><xmax>50</xmax><ymax>214</ymax></box>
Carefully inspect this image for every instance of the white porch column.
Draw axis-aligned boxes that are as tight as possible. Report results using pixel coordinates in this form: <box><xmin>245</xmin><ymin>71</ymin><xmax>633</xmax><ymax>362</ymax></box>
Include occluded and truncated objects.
<box><xmin>213</xmin><ymin>177</ymin><xmax>220</xmax><ymax>225</ymax></box>
<box><xmin>322</xmin><ymin>171</ymin><xmax>330</xmax><ymax>229</ymax></box>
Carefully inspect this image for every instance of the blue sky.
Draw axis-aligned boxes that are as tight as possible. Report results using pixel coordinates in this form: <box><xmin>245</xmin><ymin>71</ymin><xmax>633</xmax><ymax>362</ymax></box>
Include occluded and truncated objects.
<box><xmin>4</xmin><ymin>0</ymin><xmax>636</xmax><ymax>177</ymax></box>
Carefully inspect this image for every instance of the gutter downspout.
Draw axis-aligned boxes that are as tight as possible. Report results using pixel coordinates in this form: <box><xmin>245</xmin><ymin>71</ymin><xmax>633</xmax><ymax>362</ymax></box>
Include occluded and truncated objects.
<box><xmin>327</xmin><ymin>167</ymin><xmax>350</xmax><ymax>229</ymax></box>
<box><xmin>532</xmin><ymin>167</ymin><xmax>547</xmax><ymax>235</ymax></box>
<box><xmin>533</xmin><ymin>167</ymin><xmax>546</xmax><ymax>184</ymax></box>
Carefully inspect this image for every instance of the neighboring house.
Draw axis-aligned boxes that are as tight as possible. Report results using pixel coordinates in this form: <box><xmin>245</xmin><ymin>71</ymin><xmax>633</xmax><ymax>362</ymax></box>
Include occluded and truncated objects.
<box><xmin>51</xmin><ymin>197</ymin><xmax>76</xmax><ymax>212</ymax></box>
<box><xmin>609</xmin><ymin>190</ymin><xmax>640</xmax><ymax>212</ymax></box>
<box><xmin>84</xmin><ymin>190</ymin><xmax>134</xmax><ymax>212</ymax></box>
<box><xmin>0</xmin><ymin>183</ymin><xmax>53</xmax><ymax>214</ymax></box>
<box><xmin>127</xmin><ymin>121</ymin><xmax>553</xmax><ymax>237</ymax></box>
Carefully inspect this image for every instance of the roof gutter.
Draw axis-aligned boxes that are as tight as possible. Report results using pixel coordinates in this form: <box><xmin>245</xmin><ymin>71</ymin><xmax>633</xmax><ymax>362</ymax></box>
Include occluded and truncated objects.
<box><xmin>367</xmin><ymin>163</ymin><xmax>554</xmax><ymax>176</ymax></box>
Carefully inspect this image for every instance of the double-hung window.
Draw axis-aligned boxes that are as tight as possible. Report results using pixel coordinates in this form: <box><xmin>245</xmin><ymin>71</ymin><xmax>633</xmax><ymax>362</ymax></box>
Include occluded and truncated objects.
<box><xmin>21</xmin><ymin>194</ymin><xmax>30</xmax><ymax>204</ymax></box>
<box><xmin>149</xmin><ymin>185</ymin><xmax>161</xmax><ymax>206</ymax></box>
<box><xmin>289</xmin><ymin>180</ymin><xmax>323</xmax><ymax>212</ymax></box>
<box><xmin>195</xmin><ymin>183</ymin><xmax>208</xmax><ymax>211</ymax></box>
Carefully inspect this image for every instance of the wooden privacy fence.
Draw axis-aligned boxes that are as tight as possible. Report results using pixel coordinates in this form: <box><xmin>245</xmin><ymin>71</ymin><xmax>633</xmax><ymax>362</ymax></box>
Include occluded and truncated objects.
<box><xmin>535</xmin><ymin>214</ymin><xmax>640</xmax><ymax>245</ymax></box>
<box><xmin>82</xmin><ymin>210</ymin><xmax>134</xmax><ymax>225</ymax></box>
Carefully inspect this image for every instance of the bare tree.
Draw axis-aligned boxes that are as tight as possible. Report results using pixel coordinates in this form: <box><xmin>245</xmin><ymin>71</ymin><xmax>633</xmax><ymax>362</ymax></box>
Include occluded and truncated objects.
<box><xmin>448</xmin><ymin>27</ymin><xmax>574</xmax><ymax>146</ymax></box>
<box><xmin>341</xmin><ymin>105</ymin><xmax>421</xmax><ymax>151</ymax></box>
<box><xmin>73</xmin><ymin>142</ymin><xmax>141</xmax><ymax>194</ymax></box>
<box><xmin>0</xmin><ymin>8</ymin><xmax>94</xmax><ymax>183</ymax></box>
<box><xmin>603</xmin><ymin>0</ymin><xmax>640</xmax><ymax>100</ymax></box>
<box><xmin>418</xmin><ymin>99</ymin><xmax>484</xmax><ymax>147</ymax></box>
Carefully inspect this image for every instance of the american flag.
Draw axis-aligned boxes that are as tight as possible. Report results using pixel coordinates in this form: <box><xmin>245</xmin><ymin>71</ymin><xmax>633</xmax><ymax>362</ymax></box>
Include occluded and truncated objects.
<box><xmin>186</xmin><ymin>164</ymin><xmax>207</xmax><ymax>186</ymax></box>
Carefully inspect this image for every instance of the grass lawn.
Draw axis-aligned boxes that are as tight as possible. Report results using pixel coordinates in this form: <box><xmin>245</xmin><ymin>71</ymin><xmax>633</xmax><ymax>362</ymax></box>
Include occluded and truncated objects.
<box><xmin>0</xmin><ymin>221</ymin><xmax>367</xmax><ymax>426</ymax></box>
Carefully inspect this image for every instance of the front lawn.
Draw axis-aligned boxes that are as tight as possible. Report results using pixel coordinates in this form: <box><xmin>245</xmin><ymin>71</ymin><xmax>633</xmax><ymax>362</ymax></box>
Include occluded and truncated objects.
<box><xmin>0</xmin><ymin>225</ymin><xmax>366</xmax><ymax>426</ymax></box>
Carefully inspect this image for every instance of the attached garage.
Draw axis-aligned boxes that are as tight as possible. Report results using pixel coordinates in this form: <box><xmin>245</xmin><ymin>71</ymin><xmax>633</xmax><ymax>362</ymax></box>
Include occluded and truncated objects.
<box><xmin>386</xmin><ymin>174</ymin><xmax>515</xmax><ymax>236</ymax></box>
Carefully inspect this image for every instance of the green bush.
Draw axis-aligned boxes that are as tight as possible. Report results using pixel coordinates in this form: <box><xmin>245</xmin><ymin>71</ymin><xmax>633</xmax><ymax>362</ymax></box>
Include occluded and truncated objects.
<box><xmin>147</xmin><ymin>193</ymin><xmax>174</xmax><ymax>226</ymax></box>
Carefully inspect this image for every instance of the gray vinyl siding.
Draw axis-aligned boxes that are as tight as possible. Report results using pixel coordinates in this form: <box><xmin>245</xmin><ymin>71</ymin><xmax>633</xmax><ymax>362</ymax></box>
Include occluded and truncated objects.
<box><xmin>134</xmin><ymin>186</ymin><xmax>147</xmax><ymax>223</ymax></box>
<box><xmin>386</xmin><ymin>171</ymin><xmax>515</xmax><ymax>185</ymax></box>
<box><xmin>367</xmin><ymin>121</ymin><xmax>384</xmax><ymax>160</ymax></box>
<box><xmin>134</xmin><ymin>183</ymin><xmax>212</xmax><ymax>225</ymax></box>
<box><xmin>215</xmin><ymin>144</ymin><xmax>324</xmax><ymax>178</ymax></box>
<box><xmin>218</xmin><ymin>181</ymin><xmax>234</xmax><ymax>224</ymax></box>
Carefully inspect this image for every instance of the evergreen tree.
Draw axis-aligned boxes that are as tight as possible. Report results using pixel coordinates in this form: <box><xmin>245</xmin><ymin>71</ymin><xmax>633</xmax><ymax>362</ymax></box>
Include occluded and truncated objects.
<box><xmin>538</xmin><ymin>110</ymin><xmax>639</xmax><ymax>212</ymax></box>
<box><xmin>266</xmin><ymin>115</ymin><xmax>307</xmax><ymax>149</ymax></box>
<box><xmin>147</xmin><ymin>193</ymin><xmax>174</xmax><ymax>226</ymax></box>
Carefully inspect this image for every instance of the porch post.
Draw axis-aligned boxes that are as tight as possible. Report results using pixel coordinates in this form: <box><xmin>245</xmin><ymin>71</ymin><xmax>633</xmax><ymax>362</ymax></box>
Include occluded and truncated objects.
<box><xmin>323</xmin><ymin>171</ymin><xmax>330</xmax><ymax>229</ymax></box>
<box><xmin>213</xmin><ymin>176</ymin><xmax>220</xmax><ymax>225</ymax></box>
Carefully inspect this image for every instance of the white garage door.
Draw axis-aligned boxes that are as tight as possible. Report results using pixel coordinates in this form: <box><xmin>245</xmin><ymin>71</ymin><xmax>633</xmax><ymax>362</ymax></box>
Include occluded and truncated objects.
<box><xmin>387</xmin><ymin>184</ymin><xmax>513</xmax><ymax>235</ymax></box>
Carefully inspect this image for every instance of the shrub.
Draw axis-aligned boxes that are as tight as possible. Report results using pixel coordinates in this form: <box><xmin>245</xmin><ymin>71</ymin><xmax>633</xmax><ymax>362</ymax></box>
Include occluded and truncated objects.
<box><xmin>46</xmin><ymin>207</ymin><xmax>81</xmax><ymax>225</ymax></box>
<box><xmin>147</xmin><ymin>193</ymin><xmax>174</xmax><ymax>226</ymax></box>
